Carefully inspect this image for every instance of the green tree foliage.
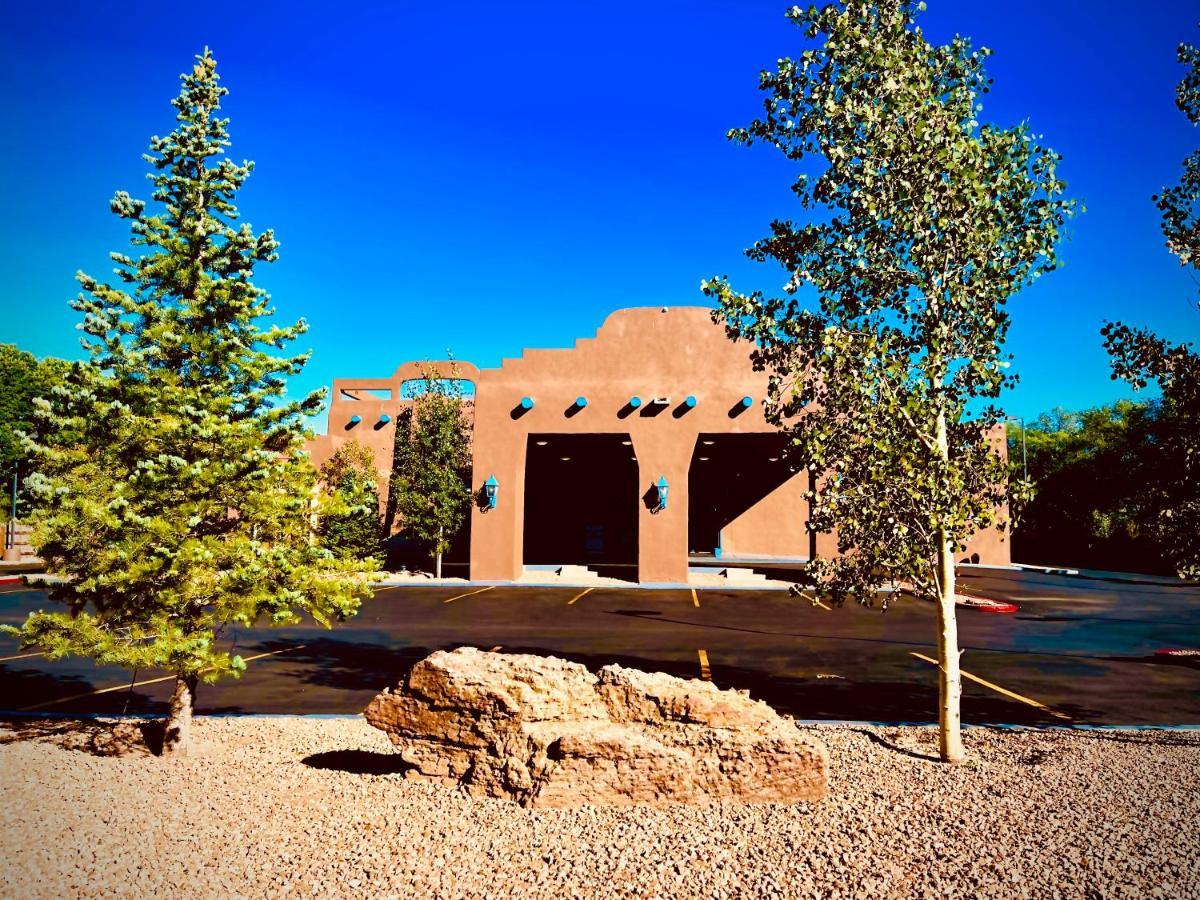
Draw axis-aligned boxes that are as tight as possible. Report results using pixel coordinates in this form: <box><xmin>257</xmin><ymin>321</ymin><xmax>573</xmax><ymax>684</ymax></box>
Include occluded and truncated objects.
<box><xmin>1</xmin><ymin>50</ymin><xmax>374</xmax><ymax>755</ymax></box>
<box><xmin>0</xmin><ymin>345</ymin><xmax>70</xmax><ymax>519</ymax></box>
<box><xmin>319</xmin><ymin>442</ymin><xmax>382</xmax><ymax>563</ymax></box>
<box><xmin>705</xmin><ymin>1</ymin><xmax>1076</xmax><ymax>761</ymax></box>
<box><xmin>1102</xmin><ymin>28</ymin><xmax>1200</xmax><ymax>580</ymax></box>
<box><xmin>390</xmin><ymin>369</ymin><xmax>472</xmax><ymax>578</ymax></box>
<box><xmin>1007</xmin><ymin>402</ymin><xmax>1176</xmax><ymax>575</ymax></box>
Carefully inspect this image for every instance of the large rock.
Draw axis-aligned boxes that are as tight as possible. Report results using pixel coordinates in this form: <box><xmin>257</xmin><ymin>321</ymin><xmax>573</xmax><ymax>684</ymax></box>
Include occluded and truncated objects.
<box><xmin>364</xmin><ymin>647</ymin><xmax>828</xmax><ymax>807</ymax></box>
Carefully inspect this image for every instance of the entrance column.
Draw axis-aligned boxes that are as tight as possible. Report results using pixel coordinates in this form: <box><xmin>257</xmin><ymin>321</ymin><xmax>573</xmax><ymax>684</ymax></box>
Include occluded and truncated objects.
<box><xmin>469</xmin><ymin>435</ymin><xmax>526</xmax><ymax>582</ymax></box>
<box><xmin>632</xmin><ymin>435</ymin><xmax>694</xmax><ymax>585</ymax></box>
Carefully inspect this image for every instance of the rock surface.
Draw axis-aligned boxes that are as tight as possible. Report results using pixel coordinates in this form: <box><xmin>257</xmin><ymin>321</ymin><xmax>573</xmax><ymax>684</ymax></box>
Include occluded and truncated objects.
<box><xmin>363</xmin><ymin>647</ymin><xmax>828</xmax><ymax>807</ymax></box>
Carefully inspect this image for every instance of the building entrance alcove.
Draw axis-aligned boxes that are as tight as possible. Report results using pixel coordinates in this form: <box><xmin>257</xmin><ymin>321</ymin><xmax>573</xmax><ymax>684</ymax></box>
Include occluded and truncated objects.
<box><xmin>523</xmin><ymin>433</ymin><xmax>639</xmax><ymax>580</ymax></box>
<box><xmin>688</xmin><ymin>433</ymin><xmax>813</xmax><ymax>564</ymax></box>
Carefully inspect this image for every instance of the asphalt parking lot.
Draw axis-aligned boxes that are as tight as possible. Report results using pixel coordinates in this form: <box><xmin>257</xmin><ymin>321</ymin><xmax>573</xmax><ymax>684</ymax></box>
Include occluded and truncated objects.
<box><xmin>1</xmin><ymin>568</ymin><xmax>1198</xmax><ymax>725</ymax></box>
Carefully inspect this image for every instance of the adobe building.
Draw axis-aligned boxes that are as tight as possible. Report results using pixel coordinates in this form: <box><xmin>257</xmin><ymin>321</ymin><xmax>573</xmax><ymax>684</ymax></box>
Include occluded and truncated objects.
<box><xmin>306</xmin><ymin>307</ymin><xmax>1009</xmax><ymax>585</ymax></box>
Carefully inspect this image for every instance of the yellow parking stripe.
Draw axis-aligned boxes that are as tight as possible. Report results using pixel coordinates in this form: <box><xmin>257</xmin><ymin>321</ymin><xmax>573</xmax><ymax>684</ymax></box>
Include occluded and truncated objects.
<box><xmin>567</xmin><ymin>587</ymin><xmax>594</xmax><ymax>606</ymax></box>
<box><xmin>799</xmin><ymin>590</ymin><xmax>831</xmax><ymax>611</ymax></box>
<box><xmin>697</xmin><ymin>649</ymin><xmax>712</xmax><ymax>682</ymax></box>
<box><xmin>0</xmin><ymin>651</ymin><xmax>44</xmax><ymax>663</ymax></box>
<box><xmin>20</xmin><ymin>645</ymin><xmax>306</xmax><ymax>712</ymax></box>
<box><xmin>691</xmin><ymin>588</ymin><xmax>700</xmax><ymax>608</ymax></box>
<box><xmin>442</xmin><ymin>585</ymin><xmax>495</xmax><ymax>604</ymax></box>
<box><xmin>909</xmin><ymin>652</ymin><xmax>1071</xmax><ymax>721</ymax></box>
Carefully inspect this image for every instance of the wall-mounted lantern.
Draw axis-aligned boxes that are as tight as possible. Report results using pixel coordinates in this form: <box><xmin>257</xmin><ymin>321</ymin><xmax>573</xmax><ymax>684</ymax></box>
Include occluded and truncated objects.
<box><xmin>575</xmin><ymin>396</ymin><xmax>588</xmax><ymax>409</ymax></box>
<box><xmin>520</xmin><ymin>396</ymin><xmax>535</xmax><ymax>410</ymax></box>
<box><xmin>628</xmin><ymin>396</ymin><xmax>642</xmax><ymax>409</ymax></box>
<box><xmin>684</xmin><ymin>395</ymin><xmax>697</xmax><ymax>408</ymax></box>
<box><xmin>484</xmin><ymin>474</ymin><xmax>499</xmax><ymax>510</ymax></box>
<box><xmin>348</xmin><ymin>415</ymin><xmax>362</xmax><ymax>426</ymax></box>
<box><xmin>378</xmin><ymin>414</ymin><xmax>392</xmax><ymax>425</ymax></box>
<box><xmin>656</xmin><ymin>476</ymin><xmax>669</xmax><ymax>511</ymax></box>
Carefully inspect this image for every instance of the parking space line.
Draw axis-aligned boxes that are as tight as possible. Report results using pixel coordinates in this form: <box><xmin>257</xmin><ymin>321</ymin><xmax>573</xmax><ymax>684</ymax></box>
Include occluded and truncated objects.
<box><xmin>442</xmin><ymin>586</ymin><xmax>495</xmax><ymax>604</ymax></box>
<box><xmin>20</xmin><ymin>645</ymin><xmax>307</xmax><ymax>712</ymax></box>
<box><xmin>0</xmin><ymin>651</ymin><xmax>44</xmax><ymax>663</ymax></box>
<box><xmin>697</xmin><ymin>649</ymin><xmax>712</xmax><ymax>682</ymax></box>
<box><xmin>690</xmin><ymin>588</ymin><xmax>699</xmax><ymax>608</ymax></box>
<box><xmin>799</xmin><ymin>590</ymin><xmax>831</xmax><ymax>610</ymax></box>
<box><xmin>567</xmin><ymin>587</ymin><xmax>594</xmax><ymax>606</ymax></box>
<box><xmin>909</xmin><ymin>652</ymin><xmax>1071</xmax><ymax>721</ymax></box>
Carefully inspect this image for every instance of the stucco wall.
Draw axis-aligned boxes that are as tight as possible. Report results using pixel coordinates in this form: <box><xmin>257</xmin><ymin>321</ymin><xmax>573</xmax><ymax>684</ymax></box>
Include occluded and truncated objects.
<box><xmin>718</xmin><ymin>469</ymin><xmax>812</xmax><ymax>559</ymax></box>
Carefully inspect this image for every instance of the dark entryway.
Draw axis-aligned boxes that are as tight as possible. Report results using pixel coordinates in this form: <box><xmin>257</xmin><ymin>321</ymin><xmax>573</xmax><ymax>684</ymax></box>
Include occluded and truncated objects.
<box><xmin>523</xmin><ymin>434</ymin><xmax>638</xmax><ymax>579</ymax></box>
<box><xmin>688</xmin><ymin>433</ymin><xmax>805</xmax><ymax>557</ymax></box>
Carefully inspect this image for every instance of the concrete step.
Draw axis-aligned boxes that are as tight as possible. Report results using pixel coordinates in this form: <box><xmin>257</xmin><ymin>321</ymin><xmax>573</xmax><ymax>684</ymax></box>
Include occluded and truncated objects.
<box><xmin>719</xmin><ymin>567</ymin><xmax>770</xmax><ymax>584</ymax></box>
<box><xmin>555</xmin><ymin>565</ymin><xmax>596</xmax><ymax>579</ymax></box>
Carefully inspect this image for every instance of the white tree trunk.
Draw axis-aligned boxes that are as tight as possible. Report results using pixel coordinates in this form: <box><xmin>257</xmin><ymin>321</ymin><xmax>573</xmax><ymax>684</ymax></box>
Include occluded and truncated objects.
<box><xmin>934</xmin><ymin>405</ymin><xmax>965</xmax><ymax>763</ymax></box>
<box><xmin>436</xmin><ymin>526</ymin><xmax>443</xmax><ymax>579</ymax></box>
<box><xmin>935</xmin><ymin>531</ymin><xmax>965</xmax><ymax>762</ymax></box>
<box><xmin>162</xmin><ymin>673</ymin><xmax>197</xmax><ymax>757</ymax></box>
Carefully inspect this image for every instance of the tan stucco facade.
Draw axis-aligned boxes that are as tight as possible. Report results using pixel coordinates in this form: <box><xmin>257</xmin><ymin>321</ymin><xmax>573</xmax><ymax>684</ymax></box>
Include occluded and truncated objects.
<box><xmin>307</xmin><ymin>306</ymin><xmax>1010</xmax><ymax>583</ymax></box>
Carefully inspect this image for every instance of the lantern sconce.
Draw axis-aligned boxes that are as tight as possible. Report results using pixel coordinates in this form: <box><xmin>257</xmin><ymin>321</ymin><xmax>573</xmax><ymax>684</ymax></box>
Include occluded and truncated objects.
<box><xmin>520</xmin><ymin>396</ymin><xmax>535</xmax><ymax>410</ymax></box>
<box><xmin>684</xmin><ymin>395</ymin><xmax>697</xmax><ymax>409</ymax></box>
<box><xmin>484</xmin><ymin>474</ymin><xmax>499</xmax><ymax>510</ymax></box>
<box><xmin>575</xmin><ymin>396</ymin><xmax>588</xmax><ymax>409</ymax></box>
<box><xmin>348</xmin><ymin>415</ymin><xmax>362</xmax><ymax>426</ymax></box>
<box><xmin>628</xmin><ymin>396</ymin><xmax>642</xmax><ymax>409</ymax></box>
<box><xmin>378</xmin><ymin>414</ymin><xmax>392</xmax><ymax>425</ymax></box>
<box><xmin>740</xmin><ymin>396</ymin><xmax>753</xmax><ymax>409</ymax></box>
<box><xmin>655</xmin><ymin>476</ymin><xmax>669</xmax><ymax>511</ymax></box>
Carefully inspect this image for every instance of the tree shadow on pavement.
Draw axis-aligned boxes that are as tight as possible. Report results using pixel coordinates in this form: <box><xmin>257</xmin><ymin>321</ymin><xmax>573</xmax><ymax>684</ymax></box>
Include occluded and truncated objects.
<box><xmin>0</xmin><ymin>666</ymin><xmax>98</xmax><ymax>711</ymax></box>
<box><xmin>245</xmin><ymin>638</ymin><xmax>437</xmax><ymax>693</ymax></box>
<box><xmin>694</xmin><ymin>663</ymin><xmax>1106</xmax><ymax>727</ymax></box>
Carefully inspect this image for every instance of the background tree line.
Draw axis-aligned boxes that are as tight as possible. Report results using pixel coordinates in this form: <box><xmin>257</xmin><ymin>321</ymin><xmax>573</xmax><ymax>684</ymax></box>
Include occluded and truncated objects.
<box><xmin>1008</xmin><ymin>398</ymin><xmax>1190</xmax><ymax>576</ymax></box>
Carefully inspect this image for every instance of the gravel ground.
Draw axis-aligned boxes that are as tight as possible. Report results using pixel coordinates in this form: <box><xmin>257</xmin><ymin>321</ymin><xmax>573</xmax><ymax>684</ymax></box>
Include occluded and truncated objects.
<box><xmin>1</xmin><ymin>716</ymin><xmax>1197</xmax><ymax>898</ymax></box>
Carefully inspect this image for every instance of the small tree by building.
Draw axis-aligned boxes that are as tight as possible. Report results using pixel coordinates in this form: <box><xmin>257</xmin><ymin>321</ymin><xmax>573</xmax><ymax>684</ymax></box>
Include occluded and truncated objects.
<box><xmin>1</xmin><ymin>50</ymin><xmax>373</xmax><ymax>756</ymax></box>
<box><xmin>319</xmin><ymin>442</ymin><xmax>383</xmax><ymax>564</ymax></box>
<box><xmin>390</xmin><ymin>369</ymin><xmax>472</xmax><ymax>578</ymax></box>
<box><xmin>1102</xmin><ymin>29</ymin><xmax>1199</xmax><ymax>580</ymax></box>
<box><xmin>0</xmin><ymin>345</ymin><xmax>70</xmax><ymax>522</ymax></box>
<box><xmin>705</xmin><ymin>1</ymin><xmax>1075</xmax><ymax>761</ymax></box>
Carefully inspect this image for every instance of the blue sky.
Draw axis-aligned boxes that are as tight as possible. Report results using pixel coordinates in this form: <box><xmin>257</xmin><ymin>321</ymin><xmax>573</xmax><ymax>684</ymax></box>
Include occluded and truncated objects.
<box><xmin>1</xmin><ymin>1</ymin><xmax>1197</xmax><ymax>430</ymax></box>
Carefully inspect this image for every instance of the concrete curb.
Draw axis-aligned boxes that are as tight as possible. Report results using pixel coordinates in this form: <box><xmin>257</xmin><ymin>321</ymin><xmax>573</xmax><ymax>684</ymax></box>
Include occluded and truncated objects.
<box><xmin>375</xmin><ymin>579</ymin><xmax>791</xmax><ymax>591</ymax></box>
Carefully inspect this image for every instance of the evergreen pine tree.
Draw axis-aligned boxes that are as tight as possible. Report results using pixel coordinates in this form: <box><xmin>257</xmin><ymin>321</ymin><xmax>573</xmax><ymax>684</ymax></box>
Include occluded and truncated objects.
<box><xmin>2</xmin><ymin>50</ymin><xmax>374</xmax><ymax>755</ymax></box>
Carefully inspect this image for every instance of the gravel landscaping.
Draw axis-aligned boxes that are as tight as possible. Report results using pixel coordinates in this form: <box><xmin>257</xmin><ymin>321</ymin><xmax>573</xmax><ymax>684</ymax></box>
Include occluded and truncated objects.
<box><xmin>1</xmin><ymin>716</ymin><xmax>1197</xmax><ymax>898</ymax></box>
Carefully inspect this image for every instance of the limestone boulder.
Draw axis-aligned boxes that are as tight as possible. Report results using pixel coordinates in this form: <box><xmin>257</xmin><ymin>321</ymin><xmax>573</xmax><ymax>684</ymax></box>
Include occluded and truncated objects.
<box><xmin>363</xmin><ymin>647</ymin><xmax>828</xmax><ymax>807</ymax></box>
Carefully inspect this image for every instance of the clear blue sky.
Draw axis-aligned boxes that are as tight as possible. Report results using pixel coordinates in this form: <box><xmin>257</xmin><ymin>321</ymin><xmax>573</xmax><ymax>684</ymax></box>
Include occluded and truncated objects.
<box><xmin>2</xmin><ymin>1</ymin><xmax>1197</xmax><ymax>429</ymax></box>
